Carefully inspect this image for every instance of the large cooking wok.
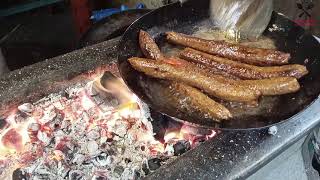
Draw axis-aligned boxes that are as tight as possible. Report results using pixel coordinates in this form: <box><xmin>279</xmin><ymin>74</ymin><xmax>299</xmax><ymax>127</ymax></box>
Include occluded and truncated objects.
<box><xmin>117</xmin><ymin>0</ymin><xmax>320</xmax><ymax>129</ymax></box>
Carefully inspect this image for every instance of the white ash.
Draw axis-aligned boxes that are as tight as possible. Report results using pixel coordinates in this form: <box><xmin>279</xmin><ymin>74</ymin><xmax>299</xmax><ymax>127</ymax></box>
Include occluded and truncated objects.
<box><xmin>87</xmin><ymin>129</ymin><xmax>100</xmax><ymax>140</ymax></box>
<box><xmin>37</xmin><ymin>131</ymin><xmax>52</xmax><ymax>146</ymax></box>
<box><xmin>3</xmin><ymin>81</ymin><xmax>165</xmax><ymax>180</ymax></box>
<box><xmin>0</xmin><ymin>76</ymin><xmax>212</xmax><ymax>180</ymax></box>
<box><xmin>39</xmin><ymin>105</ymin><xmax>57</xmax><ymax>124</ymax></box>
<box><xmin>18</xmin><ymin>103</ymin><xmax>34</xmax><ymax>114</ymax></box>
<box><xmin>86</xmin><ymin>140</ymin><xmax>100</xmax><ymax>157</ymax></box>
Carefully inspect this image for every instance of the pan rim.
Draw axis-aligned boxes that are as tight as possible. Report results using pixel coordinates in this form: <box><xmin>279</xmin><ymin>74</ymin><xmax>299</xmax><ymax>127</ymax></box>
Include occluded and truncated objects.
<box><xmin>117</xmin><ymin>2</ymin><xmax>320</xmax><ymax>130</ymax></box>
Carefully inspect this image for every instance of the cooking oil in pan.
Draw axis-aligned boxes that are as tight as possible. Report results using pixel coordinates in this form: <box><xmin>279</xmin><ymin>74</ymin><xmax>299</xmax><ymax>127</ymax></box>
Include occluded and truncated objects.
<box><xmin>160</xmin><ymin>29</ymin><xmax>305</xmax><ymax>128</ymax></box>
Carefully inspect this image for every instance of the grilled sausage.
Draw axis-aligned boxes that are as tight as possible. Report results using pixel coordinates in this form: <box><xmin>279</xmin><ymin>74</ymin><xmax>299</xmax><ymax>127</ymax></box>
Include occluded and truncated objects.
<box><xmin>128</xmin><ymin>57</ymin><xmax>261</xmax><ymax>103</ymax></box>
<box><xmin>167</xmin><ymin>31</ymin><xmax>290</xmax><ymax>66</ymax></box>
<box><xmin>140</xmin><ymin>30</ymin><xmax>239</xmax><ymax>79</ymax></box>
<box><xmin>139</xmin><ymin>30</ymin><xmax>164</xmax><ymax>60</ymax></box>
<box><xmin>180</xmin><ymin>48</ymin><xmax>308</xmax><ymax>80</ymax></box>
<box><xmin>138</xmin><ymin>30</ymin><xmax>232</xmax><ymax>121</ymax></box>
<box><xmin>142</xmin><ymin>80</ymin><xmax>232</xmax><ymax>122</ymax></box>
<box><xmin>228</xmin><ymin>77</ymin><xmax>300</xmax><ymax>95</ymax></box>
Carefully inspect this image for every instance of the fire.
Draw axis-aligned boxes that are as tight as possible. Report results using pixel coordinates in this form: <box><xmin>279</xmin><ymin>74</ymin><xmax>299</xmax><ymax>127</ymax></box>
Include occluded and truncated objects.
<box><xmin>164</xmin><ymin>131</ymin><xmax>184</xmax><ymax>143</ymax></box>
<box><xmin>164</xmin><ymin>124</ymin><xmax>218</xmax><ymax>149</ymax></box>
<box><xmin>0</xmin><ymin>72</ymin><xmax>154</xmax><ymax>158</ymax></box>
<box><xmin>52</xmin><ymin>150</ymin><xmax>65</xmax><ymax>161</ymax></box>
<box><xmin>80</xmin><ymin>91</ymin><xmax>96</xmax><ymax>111</ymax></box>
<box><xmin>0</xmin><ymin>112</ymin><xmax>36</xmax><ymax>159</ymax></box>
<box><xmin>1</xmin><ymin>129</ymin><xmax>22</xmax><ymax>151</ymax></box>
<box><xmin>0</xmin><ymin>70</ymin><xmax>217</xmax><ymax>179</ymax></box>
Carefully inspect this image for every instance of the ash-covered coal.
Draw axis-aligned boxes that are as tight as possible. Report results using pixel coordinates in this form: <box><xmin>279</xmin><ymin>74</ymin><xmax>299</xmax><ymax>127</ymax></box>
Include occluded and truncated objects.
<box><xmin>0</xmin><ymin>71</ymin><xmax>218</xmax><ymax>179</ymax></box>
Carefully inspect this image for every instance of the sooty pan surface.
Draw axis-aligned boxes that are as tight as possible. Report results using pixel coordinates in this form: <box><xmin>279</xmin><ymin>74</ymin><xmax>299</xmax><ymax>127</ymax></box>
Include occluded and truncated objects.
<box><xmin>118</xmin><ymin>0</ymin><xmax>320</xmax><ymax>129</ymax></box>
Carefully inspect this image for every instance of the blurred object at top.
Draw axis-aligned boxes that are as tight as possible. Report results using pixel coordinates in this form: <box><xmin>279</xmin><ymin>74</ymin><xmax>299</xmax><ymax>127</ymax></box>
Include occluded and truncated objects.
<box><xmin>90</xmin><ymin>3</ymin><xmax>145</xmax><ymax>22</ymax></box>
<box><xmin>274</xmin><ymin>0</ymin><xmax>320</xmax><ymax>36</ymax></box>
<box><xmin>210</xmin><ymin>0</ymin><xmax>273</xmax><ymax>41</ymax></box>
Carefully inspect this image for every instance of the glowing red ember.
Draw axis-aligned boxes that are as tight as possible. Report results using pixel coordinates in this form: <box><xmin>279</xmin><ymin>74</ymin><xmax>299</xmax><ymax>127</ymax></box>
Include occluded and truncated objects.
<box><xmin>1</xmin><ymin>129</ymin><xmax>23</xmax><ymax>151</ymax></box>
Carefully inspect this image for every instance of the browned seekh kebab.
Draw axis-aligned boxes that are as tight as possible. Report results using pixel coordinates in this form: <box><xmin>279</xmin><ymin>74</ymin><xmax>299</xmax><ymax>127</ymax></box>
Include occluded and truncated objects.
<box><xmin>138</xmin><ymin>30</ymin><xmax>232</xmax><ymax>122</ymax></box>
<box><xmin>140</xmin><ymin>30</ymin><xmax>240</xmax><ymax>80</ymax></box>
<box><xmin>129</xmin><ymin>56</ymin><xmax>261</xmax><ymax>103</ymax></box>
<box><xmin>130</xmin><ymin>30</ymin><xmax>308</xmax><ymax>125</ymax></box>
<box><xmin>166</xmin><ymin>31</ymin><xmax>291</xmax><ymax>66</ymax></box>
<box><xmin>180</xmin><ymin>48</ymin><xmax>308</xmax><ymax>80</ymax></box>
<box><xmin>137</xmin><ymin>30</ymin><xmax>304</xmax><ymax>96</ymax></box>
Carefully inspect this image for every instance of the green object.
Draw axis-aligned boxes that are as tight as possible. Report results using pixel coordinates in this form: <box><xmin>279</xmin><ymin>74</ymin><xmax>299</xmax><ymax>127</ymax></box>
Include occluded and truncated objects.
<box><xmin>0</xmin><ymin>0</ymin><xmax>63</xmax><ymax>17</ymax></box>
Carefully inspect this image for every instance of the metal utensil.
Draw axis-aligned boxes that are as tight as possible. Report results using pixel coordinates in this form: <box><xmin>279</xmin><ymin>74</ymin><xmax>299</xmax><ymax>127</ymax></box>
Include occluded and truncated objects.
<box><xmin>210</xmin><ymin>0</ymin><xmax>273</xmax><ymax>40</ymax></box>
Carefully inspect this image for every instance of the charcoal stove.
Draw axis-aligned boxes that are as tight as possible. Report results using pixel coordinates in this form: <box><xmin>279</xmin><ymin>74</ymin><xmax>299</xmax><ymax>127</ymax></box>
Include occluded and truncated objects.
<box><xmin>0</xmin><ymin>37</ymin><xmax>320</xmax><ymax>180</ymax></box>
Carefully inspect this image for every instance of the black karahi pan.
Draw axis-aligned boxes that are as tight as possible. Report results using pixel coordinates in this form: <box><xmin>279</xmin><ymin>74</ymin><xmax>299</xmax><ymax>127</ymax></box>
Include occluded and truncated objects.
<box><xmin>117</xmin><ymin>0</ymin><xmax>320</xmax><ymax>129</ymax></box>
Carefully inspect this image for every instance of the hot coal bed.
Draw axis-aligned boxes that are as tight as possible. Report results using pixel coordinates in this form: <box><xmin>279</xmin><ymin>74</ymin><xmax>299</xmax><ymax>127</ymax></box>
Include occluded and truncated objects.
<box><xmin>0</xmin><ymin>38</ymin><xmax>320</xmax><ymax>180</ymax></box>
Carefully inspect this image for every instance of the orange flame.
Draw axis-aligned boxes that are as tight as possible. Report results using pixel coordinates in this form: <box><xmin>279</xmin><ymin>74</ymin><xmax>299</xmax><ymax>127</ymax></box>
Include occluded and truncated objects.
<box><xmin>0</xmin><ymin>70</ymin><xmax>217</xmax><ymax>172</ymax></box>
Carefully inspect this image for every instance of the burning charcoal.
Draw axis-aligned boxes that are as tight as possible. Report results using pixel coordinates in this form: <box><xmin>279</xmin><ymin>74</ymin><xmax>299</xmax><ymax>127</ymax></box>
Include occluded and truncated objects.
<box><xmin>106</xmin><ymin>155</ymin><xmax>114</xmax><ymax>165</ymax></box>
<box><xmin>49</xmin><ymin>114</ymin><xmax>64</xmax><ymax>130</ymax></box>
<box><xmin>61</xmin><ymin>119</ymin><xmax>71</xmax><ymax>130</ymax></box>
<box><xmin>34</xmin><ymin>173</ymin><xmax>50</xmax><ymax>180</ymax></box>
<box><xmin>34</xmin><ymin>167</ymin><xmax>52</xmax><ymax>179</ymax></box>
<box><xmin>18</xmin><ymin>103</ymin><xmax>34</xmax><ymax>114</ymax></box>
<box><xmin>117</xmin><ymin>146</ymin><xmax>125</xmax><ymax>155</ymax></box>
<box><xmin>113</xmin><ymin>121</ymin><xmax>129</xmax><ymax>137</ymax></box>
<box><xmin>12</xmin><ymin>168</ymin><xmax>28</xmax><ymax>180</ymax></box>
<box><xmin>28</xmin><ymin>123</ymin><xmax>40</xmax><ymax>132</ymax></box>
<box><xmin>94</xmin><ymin>153</ymin><xmax>109</xmax><ymax>166</ymax></box>
<box><xmin>73</xmin><ymin>123</ymin><xmax>87</xmax><ymax>137</ymax></box>
<box><xmin>52</xmin><ymin>100</ymin><xmax>65</xmax><ymax>111</ymax></box>
<box><xmin>94</xmin><ymin>170</ymin><xmax>110</xmax><ymax>179</ymax></box>
<box><xmin>114</xmin><ymin>166</ymin><xmax>124</xmax><ymax>178</ymax></box>
<box><xmin>93</xmin><ymin>175</ymin><xmax>108</xmax><ymax>180</ymax></box>
<box><xmin>56</xmin><ymin>161</ymin><xmax>70</xmax><ymax>178</ymax></box>
<box><xmin>65</xmin><ymin>87</ymin><xmax>80</xmax><ymax>99</ymax></box>
<box><xmin>2</xmin><ymin>128</ymin><xmax>23</xmax><ymax>151</ymax></box>
<box><xmin>94</xmin><ymin>169</ymin><xmax>112</xmax><ymax>180</ymax></box>
<box><xmin>87</xmin><ymin>130</ymin><xmax>100</xmax><ymax>140</ymax></box>
<box><xmin>147</xmin><ymin>158</ymin><xmax>161</xmax><ymax>171</ymax></box>
<box><xmin>68</xmin><ymin>170</ymin><xmax>84</xmax><ymax>180</ymax></box>
<box><xmin>87</xmin><ymin>140</ymin><xmax>100</xmax><ymax>156</ymax></box>
<box><xmin>121</xmin><ymin>167</ymin><xmax>140</xmax><ymax>179</ymax></box>
<box><xmin>64</xmin><ymin>146</ymin><xmax>76</xmax><ymax>160</ymax></box>
<box><xmin>15</xmin><ymin>114</ymin><xmax>29</xmax><ymax>123</ymax></box>
<box><xmin>85</xmin><ymin>81</ymin><xmax>97</xmax><ymax>97</ymax></box>
<box><xmin>54</xmin><ymin>130</ymin><xmax>66</xmax><ymax>139</ymax></box>
<box><xmin>39</xmin><ymin>106</ymin><xmax>57</xmax><ymax>124</ymax></box>
<box><xmin>72</xmin><ymin>154</ymin><xmax>85</xmax><ymax>165</ymax></box>
<box><xmin>173</xmin><ymin>140</ymin><xmax>191</xmax><ymax>156</ymax></box>
<box><xmin>28</xmin><ymin>123</ymin><xmax>40</xmax><ymax>141</ymax></box>
<box><xmin>37</xmin><ymin>131</ymin><xmax>52</xmax><ymax>146</ymax></box>
<box><xmin>2</xmin><ymin>78</ymin><xmax>176</xmax><ymax>180</ymax></box>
